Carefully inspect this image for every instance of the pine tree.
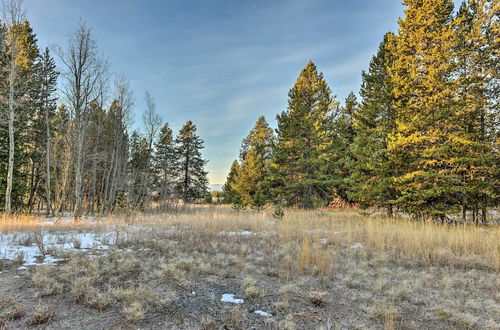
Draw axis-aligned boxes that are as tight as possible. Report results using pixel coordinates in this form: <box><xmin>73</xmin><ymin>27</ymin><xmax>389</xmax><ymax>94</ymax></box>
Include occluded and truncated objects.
<box><xmin>222</xmin><ymin>160</ymin><xmax>240</xmax><ymax>203</ymax></box>
<box><xmin>174</xmin><ymin>120</ymin><xmax>209</xmax><ymax>203</ymax></box>
<box><xmin>388</xmin><ymin>0</ymin><xmax>461</xmax><ymax>219</ymax></box>
<box><xmin>268</xmin><ymin>61</ymin><xmax>337</xmax><ymax>208</ymax></box>
<box><xmin>239</xmin><ymin>116</ymin><xmax>274</xmax><ymax>162</ymax></box>
<box><xmin>348</xmin><ymin>32</ymin><xmax>398</xmax><ymax>217</ymax></box>
<box><xmin>331</xmin><ymin>91</ymin><xmax>358</xmax><ymax>202</ymax></box>
<box><xmin>232</xmin><ymin>116</ymin><xmax>274</xmax><ymax>204</ymax></box>
<box><xmin>128</xmin><ymin>131</ymin><xmax>149</xmax><ymax>209</ymax></box>
<box><xmin>154</xmin><ymin>122</ymin><xmax>176</xmax><ymax>202</ymax></box>
<box><xmin>0</xmin><ymin>16</ymin><xmax>39</xmax><ymax>213</ymax></box>
<box><xmin>453</xmin><ymin>0</ymin><xmax>499</xmax><ymax>222</ymax></box>
<box><xmin>250</xmin><ymin>188</ymin><xmax>266</xmax><ymax>211</ymax></box>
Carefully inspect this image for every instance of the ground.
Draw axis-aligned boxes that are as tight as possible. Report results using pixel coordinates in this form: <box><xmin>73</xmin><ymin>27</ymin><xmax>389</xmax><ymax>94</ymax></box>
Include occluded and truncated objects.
<box><xmin>0</xmin><ymin>206</ymin><xmax>498</xmax><ymax>329</ymax></box>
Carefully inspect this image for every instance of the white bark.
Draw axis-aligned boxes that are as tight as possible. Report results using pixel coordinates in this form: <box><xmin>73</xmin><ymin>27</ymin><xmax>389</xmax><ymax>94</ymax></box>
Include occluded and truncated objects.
<box><xmin>2</xmin><ymin>0</ymin><xmax>25</xmax><ymax>214</ymax></box>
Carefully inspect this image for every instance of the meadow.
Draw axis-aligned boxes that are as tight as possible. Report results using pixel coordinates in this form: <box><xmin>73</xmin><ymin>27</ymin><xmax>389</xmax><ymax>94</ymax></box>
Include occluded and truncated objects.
<box><xmin>0</xmin><ymin>206</ymin><xmax>498</xmax><ymax>329</ymax></box>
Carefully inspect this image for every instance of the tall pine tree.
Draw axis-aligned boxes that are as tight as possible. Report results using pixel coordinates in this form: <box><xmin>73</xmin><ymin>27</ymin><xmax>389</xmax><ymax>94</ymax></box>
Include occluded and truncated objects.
<box><xmin>348</xmin><ymin>32</ymin><xmax>398</xmax><ymax>216</ymax></box>
<box><xmin>453</xmin><ymin>0</ymin><xmax>498</xmax><ymax>222</ymax></box>
<box><xmin>174</xmin><ymin>120</ymin><xmax>209</xmax><ymax>203</ymax></box>
<box><xmin>232</xmin><ymin>116</ymin><xmax>274</xmax><ymax>204</ymax></box>
<box><xmin>268</xmin><ymin>61</ymin><xmax>337</xmax><ymax>208</ymax></box>
<box><xmin>388</xmin><ymin>0</ymin><xmax>461</xmax><ymax>219</ymax></box>
<box><xmin>331</xmin><ymin>91</ymin><xmax>358</xmax><ymax>203</ymax></box>
<box><xmin>222</xmin><ymin>159</ymin><xmax>240</xmax><ymax>204</ymax></box>
<box><xmin>154</xmin><ymin>122</ymin><xmax>176</xmax><ymax>202</ymax></box>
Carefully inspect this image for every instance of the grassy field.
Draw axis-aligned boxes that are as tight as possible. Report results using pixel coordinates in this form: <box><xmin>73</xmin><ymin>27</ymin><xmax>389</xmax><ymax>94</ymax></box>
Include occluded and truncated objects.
<box><xmin>0</xmin><ymin>206</ymin><xmax>498</xmax><ymax>329</ymax></box>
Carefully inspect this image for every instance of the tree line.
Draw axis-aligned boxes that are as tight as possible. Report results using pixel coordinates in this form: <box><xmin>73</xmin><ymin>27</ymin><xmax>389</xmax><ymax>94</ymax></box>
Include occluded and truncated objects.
<box><xmin>223</xmin><ymin>0</ymin><xmax>498</xmax><ymax>222</ymax></box>
<box><xmin>0</xmin><ymin>0</ymin><xmax>209</xmax><ymax>217</ymax></box>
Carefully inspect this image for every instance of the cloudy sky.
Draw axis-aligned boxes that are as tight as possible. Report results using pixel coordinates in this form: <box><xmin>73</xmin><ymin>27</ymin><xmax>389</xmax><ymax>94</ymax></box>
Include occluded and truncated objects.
<box><xmin>25</xmin><ymin>0</ymin><xmax>406</xmax><ymax>184</ymax></box>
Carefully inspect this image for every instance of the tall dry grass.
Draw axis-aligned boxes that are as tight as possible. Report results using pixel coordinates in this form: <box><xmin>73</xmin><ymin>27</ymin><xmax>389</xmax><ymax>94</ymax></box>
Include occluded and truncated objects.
<box><xmin>1</xmin><ymin>205</ymin><xmax>498</xmax><ymax>270</ymax></box>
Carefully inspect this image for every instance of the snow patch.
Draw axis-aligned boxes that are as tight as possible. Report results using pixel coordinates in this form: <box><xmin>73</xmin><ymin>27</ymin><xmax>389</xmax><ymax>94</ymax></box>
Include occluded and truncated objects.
<box><xmin>254</xmin><ymin>310</ymin><xmax>271</xmax><ymax>317</ymax></box>
<box><xmin>220</xmin><ymin>231</ymin><xmax>253</xmax><ymax>237</ymax></box>
<box><xmin>350</xmin><ymin>242</ymin><xmax>364</xmax><ymax>249</ymax></box>
<box><xmin>221</xmin><ymin>294</ymin><xmax>244</xmax><ymax>304</ymax></box>
<box><xmin>0</xmin><ymin>231</ymin><xmax>114</xmax><ymax>268</ymax></box>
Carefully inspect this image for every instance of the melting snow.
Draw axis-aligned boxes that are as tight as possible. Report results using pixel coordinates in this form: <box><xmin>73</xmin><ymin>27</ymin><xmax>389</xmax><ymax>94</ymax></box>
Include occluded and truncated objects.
<box><xmin>350</xmin><ymin>242</ymin><xmax>364</xmax><ymax>249</ymax></box>
<box><xmin>254</xmin><ymin>310</ymin><xmax>271</xmax><ymax>317</ymax></box>
<box><xmin>220</xmin><ymin>231</ymin><xmax>253</xmax><ymax>237</ymax></box>
<box><xmin>221</xmin><ymin>294</ymin><xmax>244</xmax><ymax>304</ymax></box>
<box><xmin>0</xmin><ymin>231</ymin><xmax>114</xmax><ymax>268</ymax></box>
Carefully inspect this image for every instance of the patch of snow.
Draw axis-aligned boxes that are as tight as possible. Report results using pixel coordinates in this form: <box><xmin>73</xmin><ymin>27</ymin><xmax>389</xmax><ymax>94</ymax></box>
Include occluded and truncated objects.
<box><xmin>220</xmin><ymin>231</ymin><xmax>253</xmax><ymax>237</ymax></box>
<box><xmin>350</xmin><ymin>242</ymin><xmax>364</xmax><ymax>249</ymax></box>
<box><xmin>0</xmin><ymin>231</ymin><xmax>114</xmax><ymax>268</ymax></box>
<box><xmin>221</xmin><ymin>294</ymin><xmax>244</xmax><ymax>304</ymax></box>
<box><xmin>319</xmin><ymin>238</ymin><xmax>328</xmax><ymax>244</ymax></box>
<box><xmin>254</xmin><ymin>310</ymin><xmax>271</xmax><ymax>317</ymax></box>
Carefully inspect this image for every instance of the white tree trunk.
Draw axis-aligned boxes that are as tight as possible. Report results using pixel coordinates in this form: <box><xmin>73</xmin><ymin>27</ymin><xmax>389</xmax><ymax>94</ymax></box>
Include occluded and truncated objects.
<box><xmin>5</xmin><ymin>61</ymin><xmax>15</xmax><ymax>214</ymax></box>
<box><xmin>45</xmin><ymin>91</ymin><xmax>51</xmax><ymax>216</ymax></box>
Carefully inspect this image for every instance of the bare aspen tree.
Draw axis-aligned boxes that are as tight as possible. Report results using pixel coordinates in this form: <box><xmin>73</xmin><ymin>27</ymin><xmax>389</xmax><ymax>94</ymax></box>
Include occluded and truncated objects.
<box><xmin>88</xmin><ymin>59</ymin><xmax>109</xmax><ymax>214</ymax></box>
<box><xmin>56</xmin><ymin>21</ymin><xmax>104</xmax><ymax>219</ymax></box>
<box><xmin>141</xmin><ymin>91</ymin><xmax>161</xmax><ymax>205</ymax></box>
<box><xmin>143</xmin><ymin>91</ymin><xmax>161</xmax><ymax>152</ymax></box>
<box><xmin>104</xmin><ymin>76</ymin><xmax>132</xmax><ymax>212</ymax></box>
<box><xmin>1</xmin><ymin>0</ymin><xmax>25</xmax><ymax>214</ymax></box>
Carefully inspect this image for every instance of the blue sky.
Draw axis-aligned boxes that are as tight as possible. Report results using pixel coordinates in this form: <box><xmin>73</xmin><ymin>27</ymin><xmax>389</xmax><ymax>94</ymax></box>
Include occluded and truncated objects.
<box><xmin>25</xmin><ymin>0</ymin><xmax>405</xmax><ymax>184</ymax></box>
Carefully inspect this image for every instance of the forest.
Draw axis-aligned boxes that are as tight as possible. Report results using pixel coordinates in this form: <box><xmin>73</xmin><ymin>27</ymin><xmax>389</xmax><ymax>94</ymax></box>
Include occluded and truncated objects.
<box><xmin>0</xmin><ymin>0</ymin><xmax>498</xmax><ymax>223</ymax></box>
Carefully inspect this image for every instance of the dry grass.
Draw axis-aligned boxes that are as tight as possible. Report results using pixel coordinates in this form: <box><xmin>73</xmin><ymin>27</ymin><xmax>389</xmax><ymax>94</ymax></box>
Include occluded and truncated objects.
<box><xmin>0</xmin><ymin>205</ymin><xmax>498</xmax><ymax>329</ymax></box>
<box><xmin>27</xmin><ymin>304</ymin><xmax>55</xmax><ymax>326</ymax></box>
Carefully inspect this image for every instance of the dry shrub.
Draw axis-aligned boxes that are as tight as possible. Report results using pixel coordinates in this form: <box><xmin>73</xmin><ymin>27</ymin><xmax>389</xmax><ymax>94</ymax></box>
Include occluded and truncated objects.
<box><xmin>201</xmin><ymin>306</ymin><xmax>248</xmax><ymax>330</ymax></box>
<box><xmin>242</xmin><ymin>276</ymin><xmax>263</xmax><ymax>298</ymax></box>
<box><xmin>32</xmin><ymin>266</ymin><xmax>63</xmax><ymax>296</ymax></box>
<box><xmin>13</xmin><ymin>251</ymin><xmax>25</xmax><ymax>266</ymax></box>
<box><xmin>0</xmin><ymin>296</ymin><xmax>26</xmax><ymax>321</ymax></box>
<box><xmin>27</xmin><ymin>304</ymin><xmax>54</xmax><ymax>326</ymax></box>
<box><xmin>89</xmin><ymin>291</ymin><xmax>113</xmax><ymax>311</ymax></box>
<box><xmin>72</xmin><ymin>237</ymin><xmax>81</xmax><ymax>249</ymax></box>
<box><xmin>308</xmin><ymin>291</ymin><xmax>328</xmax><ymax>307</ymax></box>
<box><xmin>113</xmin><ymin>285</ymin><xmax>156</xmax><ymax>305</ymax></box>
<box><xmin>123</xmin><ymin>301</ymin><xmax>145</xmax><ymax>323</ymax></box>
<box><xmin>70</xmin><ymin>276</ymin><xmax>97</xmax><ymax>303</ymax></box>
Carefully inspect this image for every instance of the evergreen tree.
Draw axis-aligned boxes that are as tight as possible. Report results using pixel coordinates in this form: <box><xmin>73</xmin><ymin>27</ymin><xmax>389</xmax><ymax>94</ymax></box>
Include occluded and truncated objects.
<box><xmin>268</xmin><ymin>61</ymin><xmax>337</xmax><ymax>208</ymax></box>
<box><xmin>0</xmin><ymin>17</ymin><xmax>39</xmax><ymax>212</ymax></box>
<box><xmin>232</xmin><ymin>116</ymin><xmax>274</xmax><ymax>204</ymax></box>
<box><xmin>388</xmin><ymin>0</ymin><xmax>461</xmax><ymax>219</ymax></box>
<box><xmin>330</xmin><ymin>91</ymin><xmax>358</xmax><ymax>202</ymax></box>
<box><xmin>174</xmin><ymin>120</ymin><xmax>209</xmax><ymax>202</ymax></box>
<box><xmin>250</xmin><ymin>188</ymin><xmax>265</xmax><ymax>211</ymax></box>
<box><xmin>128</xmin><ymin>131</ymin><xmax>149</xmax><ymax>209</ymax></box>
<box><xmin>154</xmin><ymin>122</ymin><xmax>176</xmax><ymax>201</ymax></box>
<box><xmin>239</xmin><ymin>116</ymin><xmax>274</xmax><ymax>162</ymax></box>
<box><xmin>222</xmin><ymin>159</ymin><xmax>240</xmax><ymax>203</ymax></box>
<box><xmin>348</xmin><ymin>33</ymin><xmax>398</xmax><ymax>217</ymax></box>
<box><xmin>453</xmin><ymin>0</ymin><xmax>498</xmax><ymax>222</ymax></box>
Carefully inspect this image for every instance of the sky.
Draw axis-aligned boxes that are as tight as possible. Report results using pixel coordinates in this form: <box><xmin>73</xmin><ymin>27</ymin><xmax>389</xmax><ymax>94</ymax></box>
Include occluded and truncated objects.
<box><xmin>24</xmin><ymin>0</ymin><xmax>406</xmax><ymax>184</ymax></box>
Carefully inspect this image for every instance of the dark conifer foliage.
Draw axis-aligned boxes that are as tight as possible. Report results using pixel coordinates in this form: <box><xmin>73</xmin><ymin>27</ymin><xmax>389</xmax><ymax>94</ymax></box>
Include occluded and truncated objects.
<box><xmin>267</xmin><ymin>61</ymin><xmax>337</xmax><ymax>209</ymax></box>
<box><xmin>174</xmin><ymin>120</ymin><xmax>209</xmax><ymax>203</ymax></box>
